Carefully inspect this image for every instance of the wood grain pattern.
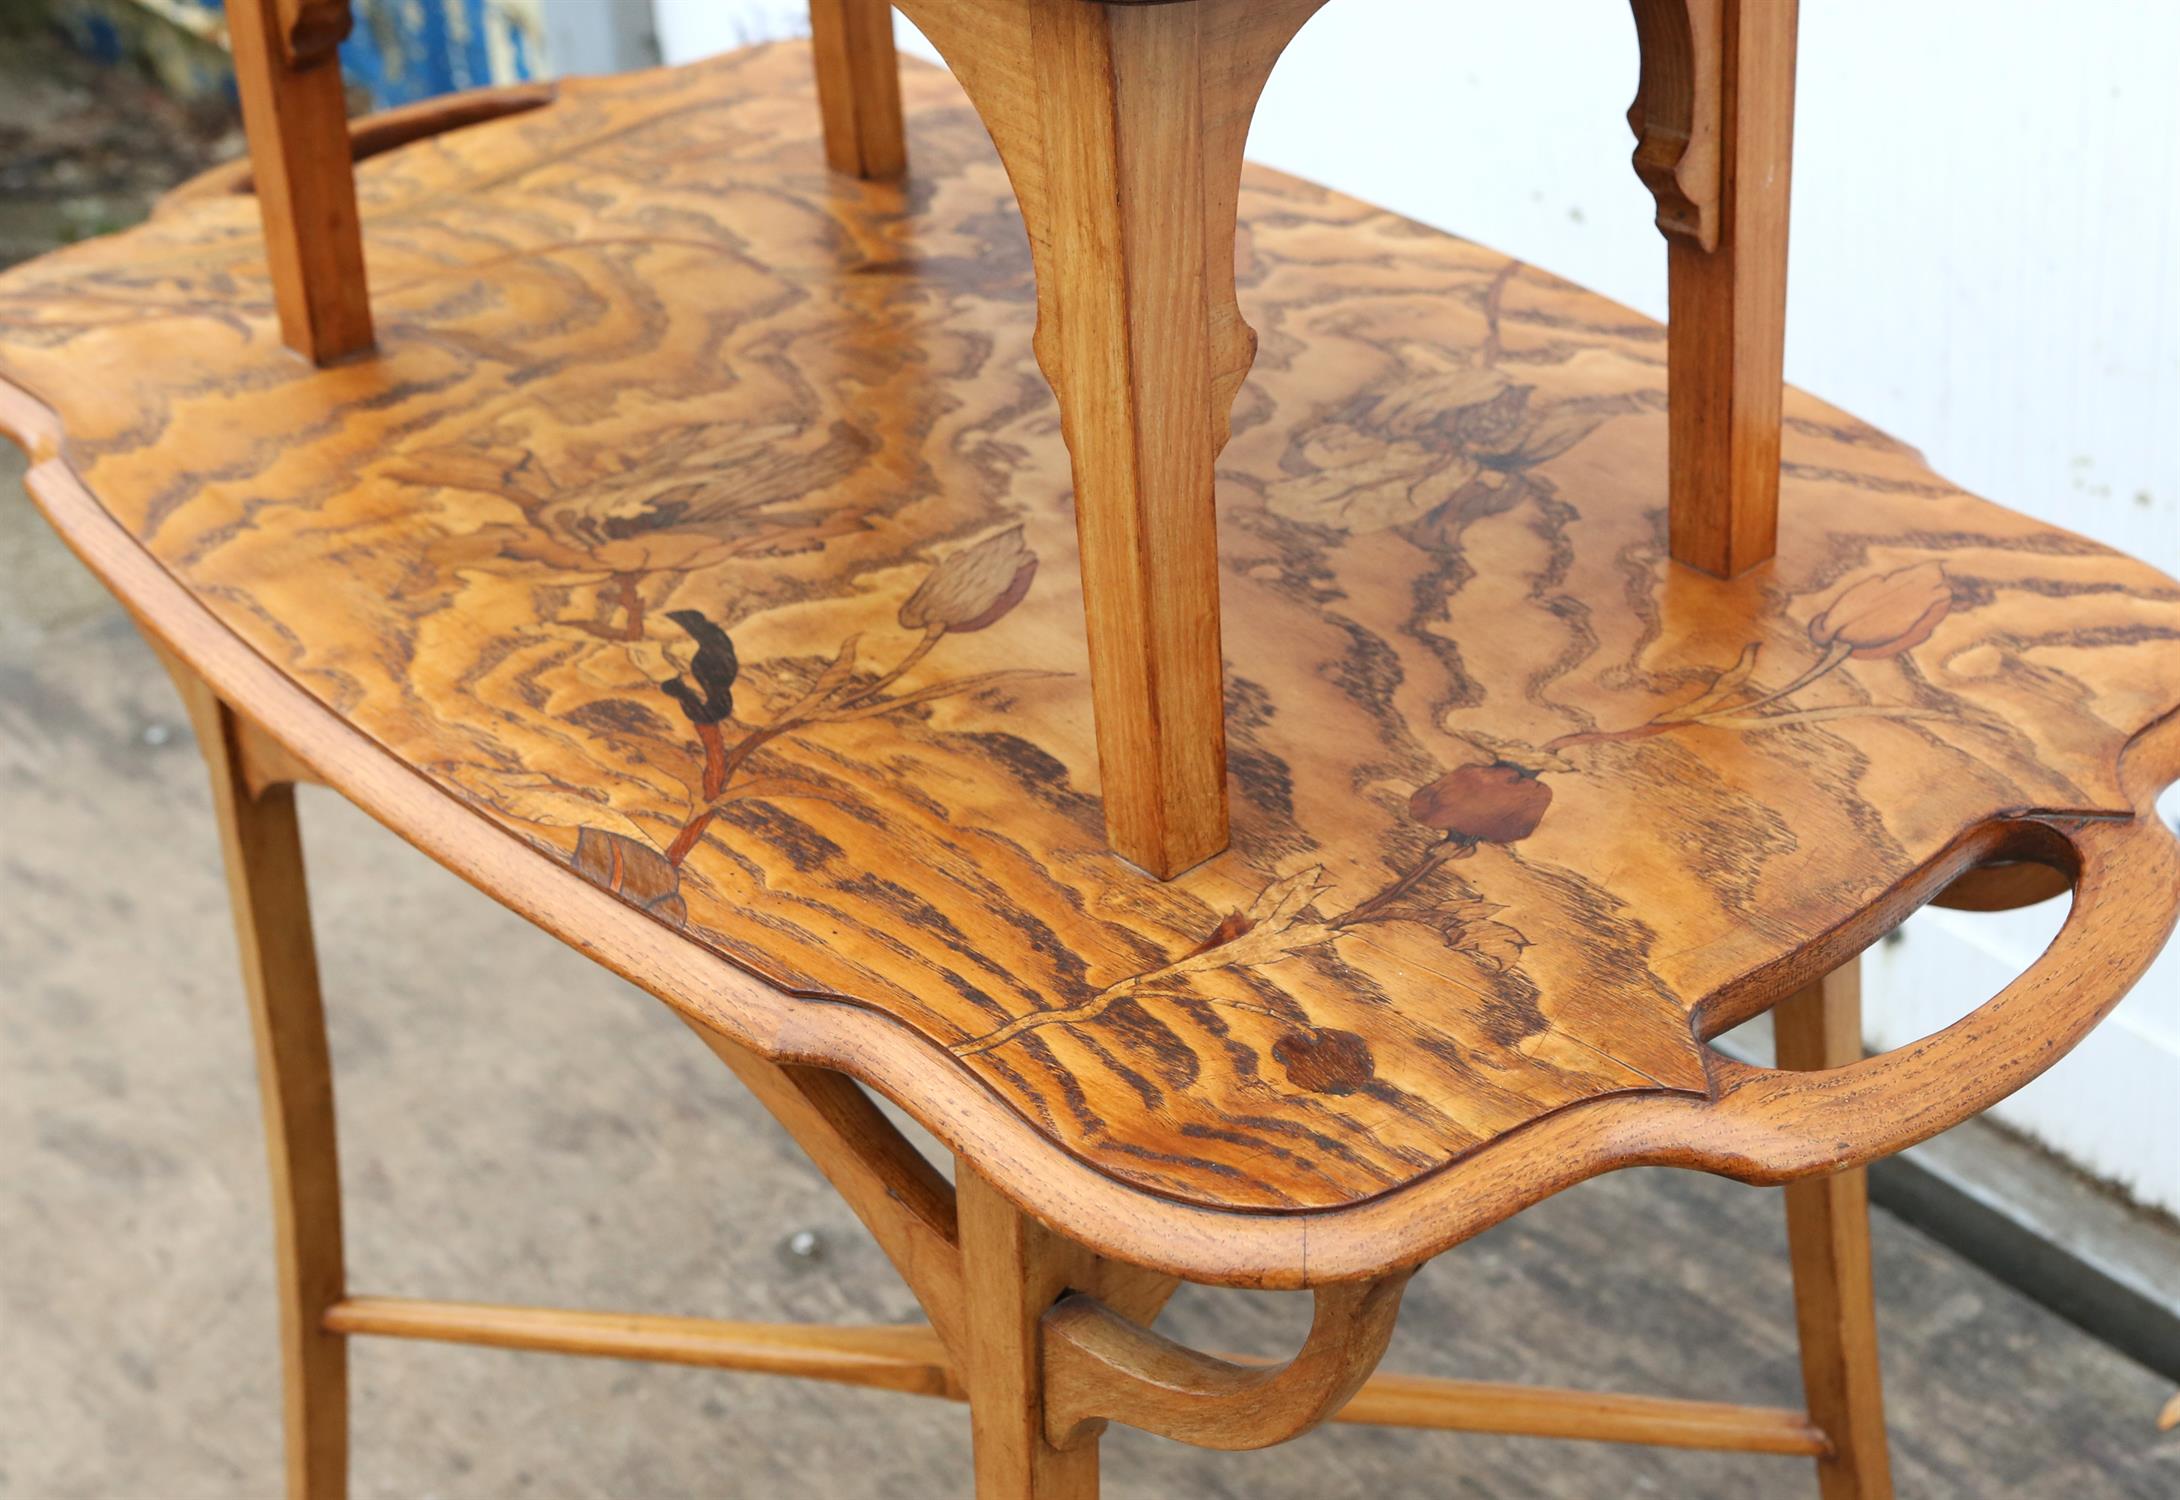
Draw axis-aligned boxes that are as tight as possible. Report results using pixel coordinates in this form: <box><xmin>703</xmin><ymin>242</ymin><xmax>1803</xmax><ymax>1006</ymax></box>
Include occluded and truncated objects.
<box><xmin>958</xmin><ymin>1166</ymin><xmax>1102</xmax><ymax>1497</ymax></box>
<box><xmin>4</xmin><ymin>45</ymin><xmax>2177</xmax><ymax>1286</ymax></box>
<box><xmin>1658</xmin><ymin>0</ymin><xmax>1798</xmax><ymax>576</ymax></box>
<box><xmin>324</xmin><ymin>1297</ymin><xmax>965</xmax><ymax>1395</ymax></box>
<box><xmin>1333</xmin><ymin>1373</ymin><xmax>1828</xmax><ymax>1456</ymax></box>
<box><xmin>171</xmin><ymin>669</ymin><xmax>348</xmax><ymax>1500</ymax></box>
<box><xmin>899</xmin><ymin>0</ymin><xmax>1326</xmax><ymax>875</ymax></box>
<box><xmin>811</xmin><ymin>0</ymin><xmax>907</xmax><ymax>181</ymax></box>
<box><xmin>1044</xmin><ymin>1273</ymin><xmax>1409</xmax><ymax>1450</ymax></box>
<box><xmin>1780</xmin><ymin>964</ymin><xmax>1896</xmax><ymax>1499</ymax></box>
<box><xmin>1628</xmin><ymin>0</ymin><xmax>1725</xmax><ymax>251</ymax></box>
<box><xmin>225</xmin><ymin>0</ymin><xmax>372</xmax><ymax>364</ymax></box>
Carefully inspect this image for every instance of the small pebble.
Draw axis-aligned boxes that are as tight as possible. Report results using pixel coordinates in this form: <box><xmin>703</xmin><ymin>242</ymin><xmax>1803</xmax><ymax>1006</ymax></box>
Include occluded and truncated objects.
<box><xmin>141</xmin><ymin>722</ymin><xmax>175</xmax><ymax>748</ymax></box>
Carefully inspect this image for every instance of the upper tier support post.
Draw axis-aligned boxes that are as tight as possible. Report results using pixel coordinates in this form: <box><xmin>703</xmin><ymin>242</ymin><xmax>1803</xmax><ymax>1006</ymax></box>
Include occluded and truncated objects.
<box><xmin>227</xmin><ymin>0</ymin><xmax>375</xmax><ymax>364</ymax></box>
<box><xmin>1628</xmin><ymin>0</ymin><xmax>1798</xmax><ymax>577</ymax></box>
<box><xmin>811</xmin><ymin>0</ymin><xmax>908</xmax><ymax>179</ymax></box>
<box><xmin>896</xmin><ymin>0</ymin><xmax>1325</xmax><ymax>878</ymax></box>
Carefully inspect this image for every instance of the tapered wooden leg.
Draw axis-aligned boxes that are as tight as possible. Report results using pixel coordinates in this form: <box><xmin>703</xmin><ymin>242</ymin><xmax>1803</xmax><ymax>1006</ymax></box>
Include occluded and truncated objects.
<box><xmin>1777</xmin><ymin>962</ymin><xmax>1894</xmax><ymax>1500</ymax></box>
<box><xmin>896</xmin><ymin>0</ymin><xmax>1324</xmax><ymax>877</ymax></box>
<box><xmin>957</xmin><ymin>1165</ymin><xmax>1101</xmax><ymax>1498</ymax></box>
<box><xmin>176</xmin><ymin>673</ymin><xmax>348</xmax><ymax>1500</ymax></box>
<box><xmin>810</xmin><ymin>0</ymin><xmax>906</xmax><ymax>179</ymax></box>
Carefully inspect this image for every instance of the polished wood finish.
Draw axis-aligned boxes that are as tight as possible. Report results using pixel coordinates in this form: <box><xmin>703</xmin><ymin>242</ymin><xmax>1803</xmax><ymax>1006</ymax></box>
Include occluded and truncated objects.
<box><xmin>687</xmin><ymin>1020</ymin><xmax>969</xmax><ymax>1356</ymax></box>
<box><xmin>224</xmin><ymin>0</ymin><xmax>372</xmax><ymax>364</ymax></box>
<box><xmin>15</xmin><ymin>26</ymin><xmax>2175</xmax><ymax>1497</ymax></box>
<box><xmin>811</xmin><ymin>0</ymin><xmax>907</xmax><ymax>180</ymax></box>
<box><xmin>171</xmin><ymin>670</ymin><xmax>348</xmax><ymax>1500</ymax></box>
<box><xmin>317</xmin><ymin>1293</ymin><xmax>1835</xmax><ymax>1459</ymax></box>
<box><xmin>1633</xmin><ymin>0</ymin><xmax>1798</xmax><ymax>576</ymax></box>
<box><xmin>1045</xmin><ymin>1274</ymin><xmax>1409</xmax><ymax>1450</ymax></box>
<box><xmin>897</xmin><ymin>0</ymin><xmax>1325</xmax><ymax>876</ymax></box>
<box><xmin>959</xmin><ymin>1166</ymin><xmax>1102</xmax><ymax>1498</ymax></box>
<box><xmin>324</xmin><ymin>1297</ymin><xmax>964</xmax><ymax>1395</ymax></box>
<box><xmin>1335</xmin><ymin>1372</ymin><xmax>1828</xmax><ymax>1456</ymax></box>
<box><xmin>1780</xmin><ymin>965</ymin><xmax>1896</xmax><ymax>1499</ymax></box>
<box><xmin>158</xmin><ymin>81</ymin><xmax>556</xmax><ymax>207</ymax></box>
<box><xmin>3</xmin><ymin>47</ymin><xmax>2176</xmax><ymax>1289</ymax></box>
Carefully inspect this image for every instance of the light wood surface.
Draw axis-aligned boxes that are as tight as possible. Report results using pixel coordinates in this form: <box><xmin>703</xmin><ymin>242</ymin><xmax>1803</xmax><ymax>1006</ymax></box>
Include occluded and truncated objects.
<box><xmin>898</xmin><ymin>0</ymin><xmax>1325</xmax><ymax>875</ymax></box>
<box><xmin>687</xmin><ymin>1019</ymin><xmax>969</xmax><ymax>1356</ymax></box>
<box><xmin>1780</xmin><ymin>964</ymin><xmax>1896</xmax><ymax>1498</ymax></box>
<box><xmin>3</xmin><ymin>45</ymin><xmax>2176</xmax><ymax>1288</ymax></box>
<box><xmin>1637</xmin><ymin>0</ymin><xmax>1798</xmax><ymax>577</ymax></box>
<box><xmin>324</xmin><ymin>1297</ymin><xmax>964</xmax><ymax>1394</ymax></box>
<box><xmin>1333</xmin><ymin>1371</ymin><xmax>1827</xmax><ymax>1456</ymax></box>
<box><xmin>1044</xmin><ymin>1273</ymin><xmax>1408</xmax><ymax>1450</ymax></box>
<box><xmin>171</xmin><ymin>668</ymin><xmax>348</xmax><ymax>1500</ymax></box>
<box><xmin>318</xmin><ymin>1291</ymin><xmax>1835</xmax><ymax>1458</ymax></box>
<box><xmin>811</xmin><ymin>0</ymin><xmax>907</xmax><ymax>181</ymax></box>
<box><xmin>223</xmin><ymin>0</ymin><xmax>371</xmax><ymax>364</ymax></box>
<box><xmin>959</xmin><ymin>1166</ymin><xmax>1102</xmax><ymax>1498</ymax></box>
<box><xmin>157</xmin><ymin>80</ymin><xmax>555</xmax><ymax>208</ymax></box>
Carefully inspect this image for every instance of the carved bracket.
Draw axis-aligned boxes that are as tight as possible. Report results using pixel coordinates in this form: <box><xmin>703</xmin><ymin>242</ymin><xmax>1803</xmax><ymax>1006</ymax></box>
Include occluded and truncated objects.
<box><xmin>1042</xmin><ymin>1273</ymin><xmax>1411</xmax><ymax>1451</ymax></box>
<box><xmin>1627</xmin><ymin>0</ymin><xmax>1724</xmax><ymax>250</ymax></box>
<box><xmin>277</xmin><ymin>0</ymin><xmax>356</xmax><ymax>69</ymax></box>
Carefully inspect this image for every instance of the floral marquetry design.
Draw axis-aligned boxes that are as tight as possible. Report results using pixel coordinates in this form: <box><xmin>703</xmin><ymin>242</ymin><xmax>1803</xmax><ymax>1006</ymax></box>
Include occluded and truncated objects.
<box><xmin>1</xmin><ymin>45</ymin><xmax>2176</xmax><ymax>1231</ymax></box>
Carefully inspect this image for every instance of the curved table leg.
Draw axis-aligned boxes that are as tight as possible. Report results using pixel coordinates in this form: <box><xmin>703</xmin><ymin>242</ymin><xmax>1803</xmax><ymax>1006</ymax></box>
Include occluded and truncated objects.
<box><xmin>171</xmin><ymin>664</ymin><xmax>348</xmax><ymax>1500</ymax></box>
<box><xmin>1778</xmin><ymin>961</ymin><xmax>1895</xmax><ymax>1499</ymax></box>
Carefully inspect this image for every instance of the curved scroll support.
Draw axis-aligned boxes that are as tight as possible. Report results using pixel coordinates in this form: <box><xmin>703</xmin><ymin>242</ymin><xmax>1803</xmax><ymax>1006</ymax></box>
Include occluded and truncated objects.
<box><xmin>1042</xmin><ymin>1272</ymin><xmax>1411</xmax><ymax>1451</ymax></box>
<box><xmin>890</xmin><ymin>0</ymin><xmax>1327</xmax><ymax>878</ymax></box>
<box><xmin>280</xmin><ymin>0</ymin><xmax>357</xmax><ymax>68</ymax></box>
<box><xmin>1627</xmin><ymin>0</ymin><xmax>1723</xmax><ymax>250</ymax></box>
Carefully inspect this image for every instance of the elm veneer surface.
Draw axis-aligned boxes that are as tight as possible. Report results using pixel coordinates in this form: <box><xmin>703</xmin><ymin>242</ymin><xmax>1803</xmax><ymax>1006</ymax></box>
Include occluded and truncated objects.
<box><xmin>0</xmin><ymin>46</ymin><xmax>2174</xmax><ymax>1251</ymax></box>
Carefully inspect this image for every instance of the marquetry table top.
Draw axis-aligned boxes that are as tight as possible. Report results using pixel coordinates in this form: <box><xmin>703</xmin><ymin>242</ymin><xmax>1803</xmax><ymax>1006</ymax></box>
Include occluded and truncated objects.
<box><xmin>3</xmin><ymin>45</ymin><xmax>2174</xmax><ymax>1284</ymax></box>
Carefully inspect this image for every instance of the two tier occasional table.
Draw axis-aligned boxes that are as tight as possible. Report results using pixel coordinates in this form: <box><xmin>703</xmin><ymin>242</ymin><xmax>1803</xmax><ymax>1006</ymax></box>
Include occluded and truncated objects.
<box><xmin>3</xmin><ymin>1</ymin><xmax>2176</xmax><ymax>1495</ymax></box>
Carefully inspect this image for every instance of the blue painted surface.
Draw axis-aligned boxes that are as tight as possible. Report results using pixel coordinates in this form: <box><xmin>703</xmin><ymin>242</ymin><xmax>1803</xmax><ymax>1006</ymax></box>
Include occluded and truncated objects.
<box><xmin>77</xmin><ymin>0</ymin><xmax>541</xmax><ymax>107</ymax></box>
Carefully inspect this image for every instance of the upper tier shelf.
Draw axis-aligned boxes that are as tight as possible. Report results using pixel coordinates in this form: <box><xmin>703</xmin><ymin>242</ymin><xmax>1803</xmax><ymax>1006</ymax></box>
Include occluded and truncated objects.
<box><xmin>3</xmin><ymin>45</ymin><xmax>2176</xmax><ymax>1286</ymax></box>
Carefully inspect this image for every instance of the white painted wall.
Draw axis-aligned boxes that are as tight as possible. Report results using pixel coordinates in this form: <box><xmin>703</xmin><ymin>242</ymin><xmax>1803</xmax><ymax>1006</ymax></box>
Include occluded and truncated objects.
<box><xmin>653</xmin><ymin>0</ymin><xmax>2180</xmax><ymax>1215</ymax></box>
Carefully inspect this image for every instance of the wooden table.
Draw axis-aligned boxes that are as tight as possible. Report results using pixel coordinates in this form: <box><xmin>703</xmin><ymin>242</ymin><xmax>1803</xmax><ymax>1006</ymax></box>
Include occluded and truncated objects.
<box><xmin>2</xmin><ymin>4</ymin><xmax>2175</xmax><ymax>1497</ymax></box>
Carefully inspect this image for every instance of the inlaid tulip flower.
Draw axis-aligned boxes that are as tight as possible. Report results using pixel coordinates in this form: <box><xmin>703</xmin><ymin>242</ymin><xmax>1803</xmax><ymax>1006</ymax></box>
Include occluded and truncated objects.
<box><xmin>1543</xmin><ymin>562</ymin><xmax>1956</xmax><ymax>754</ymax></box>
<box><xmin>1808</xmin><ymin>560</ymin><xmax>1953</xmax><ymax>661</ymax></box>
<box><xmin>564</xmin><ymin>526</ymin><xmax>1054</xmax><ymax>921</ymax></box>
<box><xmin>1407</xmin><ymin>762</ymin><xmax>1554</xmax><ymax>849</ymax></box>
<box><xmin>900</xmin><ymin>525</ymin><xmax>1038</xmax><ymax>635</ymax></box>
<box><xmin>1263</xmin><ymin>347</ymin><xmax>1627</xmax><ymax>536</ymax></box>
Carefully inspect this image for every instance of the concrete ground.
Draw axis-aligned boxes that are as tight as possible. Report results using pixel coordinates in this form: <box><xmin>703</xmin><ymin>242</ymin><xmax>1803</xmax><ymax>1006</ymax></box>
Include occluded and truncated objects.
<box><xmin>3</xmin><ymin>29</ymin><xmax>2179</xmax><ymax>1500</ymax></box>
<box><xmin>6</xmin><ymin>444</ymin><xmax>2180</xmax><ymax>1500</ymax></box>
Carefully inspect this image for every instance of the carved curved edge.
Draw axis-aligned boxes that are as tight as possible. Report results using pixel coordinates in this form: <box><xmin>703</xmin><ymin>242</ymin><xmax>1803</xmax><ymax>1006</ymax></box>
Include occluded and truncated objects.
<box><xmin>8</xmin><ymin>367</ymin><xmax>2178</xmax><ymax>1293</ymax></box>
<box><xmin>276</xmin><ymin>0</ymin><xmax>356</xmax><ymax>69</ymax></box>
<box><xmin>1043</xmin><ymin>1273</ymin><xmax>1411</xmax><ymax>1450</ymax></box>
<box><xmin>1626</xmin><ymin>0</ymin><xmax>1723</xmax><ymax>250</ymax></box>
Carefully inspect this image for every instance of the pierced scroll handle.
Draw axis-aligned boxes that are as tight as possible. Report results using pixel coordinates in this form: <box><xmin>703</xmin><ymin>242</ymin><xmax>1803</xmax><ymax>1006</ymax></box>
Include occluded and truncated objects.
<box><xmin>1042</xmin><ymin>1273</ymin><xmax>1411</xmax><ymax>1451</ymax></box>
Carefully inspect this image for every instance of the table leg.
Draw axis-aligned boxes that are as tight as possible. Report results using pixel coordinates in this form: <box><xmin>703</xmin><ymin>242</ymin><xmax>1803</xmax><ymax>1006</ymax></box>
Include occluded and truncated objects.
<box><xmin>1777</xmin><ymin>962</ymin><xmax>1896</xmax><ymax>1500</ymax></box>
<box><xmin>176</xmin><ymin>671</ymin><xmax>349</xmax><ymax>1500</ymax></box>
<box><xmin>959</xmin><ymin>1165</ymin><xmax>1103</xmax><ymax>1498</ymax></box>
